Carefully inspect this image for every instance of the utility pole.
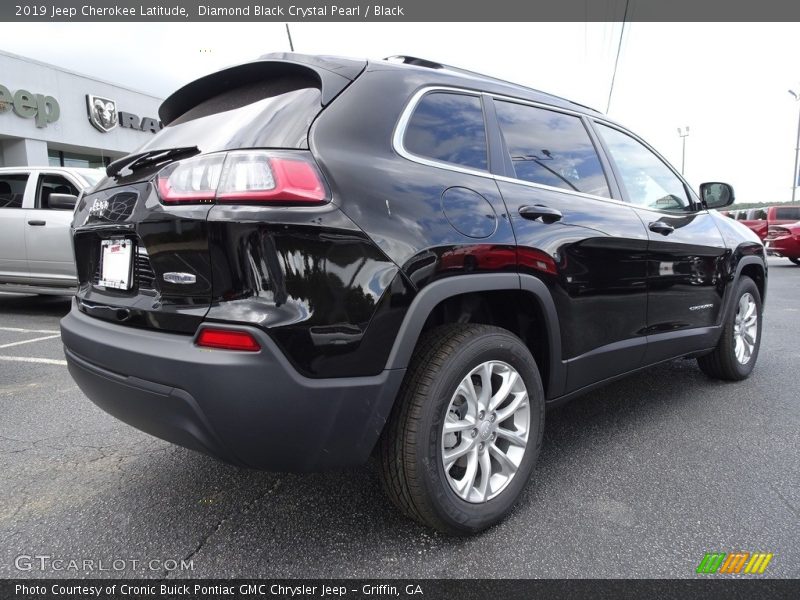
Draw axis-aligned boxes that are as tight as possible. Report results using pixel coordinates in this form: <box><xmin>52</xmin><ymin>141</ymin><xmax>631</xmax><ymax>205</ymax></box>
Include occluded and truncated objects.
<box><xmin>789</xmin><ymin>90</ymin><xmax>800</xmax><ymax>202</ymax></box>
<box><xmin>677</xmin><ymin>126</ymin><xmax>690</xmax><ymax>175</ymax></box>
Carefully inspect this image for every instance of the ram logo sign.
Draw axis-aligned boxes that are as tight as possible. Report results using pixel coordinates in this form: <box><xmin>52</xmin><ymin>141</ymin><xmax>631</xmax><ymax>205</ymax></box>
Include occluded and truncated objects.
<box><xmin>696</xmin><ymin>552</ymin><xmax>773</xmax><ymax>574</ymax></box>
<box><xmin>86</xmin><ymin>94</ymin><xmax>162</xmax><ymax>134</ymax></box>
<box><xmin>87</xmin><ymin>94</ymin><xmax>118</xmax><ymax>132</ymax></box>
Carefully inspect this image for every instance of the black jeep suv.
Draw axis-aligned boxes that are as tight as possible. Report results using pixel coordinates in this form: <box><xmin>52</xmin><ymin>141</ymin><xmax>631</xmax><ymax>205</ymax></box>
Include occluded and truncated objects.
<box><xmin>61</xmin><ymin>53</ymin><xmax>766</xmax><ymax>534</ymax></box>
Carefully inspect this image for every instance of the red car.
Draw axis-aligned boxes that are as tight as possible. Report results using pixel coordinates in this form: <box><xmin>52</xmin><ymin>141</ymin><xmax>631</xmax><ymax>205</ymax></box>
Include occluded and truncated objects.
<box><xmin>765</xmin><ymin>221</ymin><xmax>800</xmax><ymax>264</ymax></box>
<box><xmin>730</xmin><ymin>205</ymin><xmax>800</xmax><ymax>240</ymax></box>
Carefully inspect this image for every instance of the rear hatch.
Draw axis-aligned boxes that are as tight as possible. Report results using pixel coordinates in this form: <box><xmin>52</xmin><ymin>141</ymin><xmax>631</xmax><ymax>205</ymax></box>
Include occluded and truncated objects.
<box><xmin>72</xmin><ymin>54</ymin><xmax>365</xmax><ymax>333</ymax></box>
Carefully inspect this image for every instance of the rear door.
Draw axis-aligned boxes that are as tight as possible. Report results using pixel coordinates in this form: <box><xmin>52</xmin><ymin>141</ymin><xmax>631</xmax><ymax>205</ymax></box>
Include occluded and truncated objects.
<box><xmin>593</xmin><ymin>121</ymin><xmax>728</xmax><ymax>362</ymax></box>
<box><xmin>24</xmin><ymin>171</ymin><xmax>81</xmax><ymax>286</ymax></box>
<box><xmin>488</xmin><ymin>98</ymin><xmax>650</xmax><ymax>394</ymax></box>
<box><xmin>0</xmin><ymin>172</ymin><xmax>32</xmax><ymax>282</ymax></box>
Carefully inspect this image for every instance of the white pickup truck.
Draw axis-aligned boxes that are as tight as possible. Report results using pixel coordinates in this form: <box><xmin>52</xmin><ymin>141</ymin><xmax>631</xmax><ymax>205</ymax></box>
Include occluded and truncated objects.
<box><xmin>0</xmin><ymin>166</ymin><xmax>103</xmax><ymax>295</ymax></box>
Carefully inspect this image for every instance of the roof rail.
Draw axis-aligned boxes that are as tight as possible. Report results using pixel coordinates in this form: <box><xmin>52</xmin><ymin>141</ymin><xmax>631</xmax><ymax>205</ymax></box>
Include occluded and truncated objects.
<box><xmin>382</xmin><ymin>55</ymin><xmax>603</xmax><ymax>115</ymax></box>
<box><xmin>384</xmin><ymin>55</ymin><xmax>446</xmax><ymax>70</ymax></box>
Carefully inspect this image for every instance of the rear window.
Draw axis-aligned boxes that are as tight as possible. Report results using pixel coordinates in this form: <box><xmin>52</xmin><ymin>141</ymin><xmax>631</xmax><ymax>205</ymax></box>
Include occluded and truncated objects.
<box><xmin>404</xmin><ymin>92</ymin><xmax>488</xmax><ymax>171</ymax></box>
<box><xmin>0</xmin><ymin>174</ymin><xmax>28</xmax><ymax>209</ymax></box>
<box><xmin>774</xmin><ymin>207</ymin><xmax>800</xmax><ymax>220</ymax></box>
<box><xmin>137</xmin><ymin>76</ymin><xmax>323</xmax><ymax>154</ymax></box>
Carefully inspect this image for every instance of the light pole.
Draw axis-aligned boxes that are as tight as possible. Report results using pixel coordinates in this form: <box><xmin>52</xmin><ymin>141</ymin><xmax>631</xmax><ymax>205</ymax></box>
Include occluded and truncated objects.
<box><xmin>789</xmin><ymin>89</ymin><xmax>800</xmax><ymax>202</ymax></box>
<box><xmin>677</xmin><ymin>126</ymin><xmax>690</xmax><ymax>175</ymax></box>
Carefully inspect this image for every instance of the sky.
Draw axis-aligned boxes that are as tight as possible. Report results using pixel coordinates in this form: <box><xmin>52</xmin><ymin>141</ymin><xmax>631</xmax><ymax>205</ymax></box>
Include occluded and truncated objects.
<box><xmin>2</xmin><ymin>21</ymin><xmax>799</xmax><ymax>204</ymax></box>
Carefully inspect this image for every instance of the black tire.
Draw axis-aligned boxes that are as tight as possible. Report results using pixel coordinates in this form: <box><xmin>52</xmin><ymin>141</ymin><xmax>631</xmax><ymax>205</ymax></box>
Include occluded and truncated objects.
<box><xmin>697</xmin><ymin>276</ymin><xmax>762</xmax><ymax>380</ymax></box>
<box><xmin>790</xmin><ymin>257</ymin><xmax>800</xmax><ymax>265</ymax></box>
<box><xmin>378</xmin><ymin>324</ymin><xmax>545</xmax><ymax>535</ymax></box>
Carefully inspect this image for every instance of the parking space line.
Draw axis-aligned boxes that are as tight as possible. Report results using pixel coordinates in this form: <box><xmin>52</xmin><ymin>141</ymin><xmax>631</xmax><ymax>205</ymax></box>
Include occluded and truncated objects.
<box><xmin>0</xmin><ymin>327</ymin><xmax>60</xmax><ymax>334</ymax></box>
<box><xmin>0</xmin><ymin>334</ymin><xmax>61</xmax><ymax>349</ymax></box>
<box><xmin>0</xmin><ymin>356</ymin><xmax>67</xmax><ymax>366</ymax></box>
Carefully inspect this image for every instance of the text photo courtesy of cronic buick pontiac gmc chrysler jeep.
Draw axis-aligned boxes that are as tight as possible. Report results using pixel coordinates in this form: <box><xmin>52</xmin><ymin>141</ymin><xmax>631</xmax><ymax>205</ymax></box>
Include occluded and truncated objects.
<box><xmin>59</xmin><ymin>53</ymin><xmax>766</xmax><ymax>534</ymax></box>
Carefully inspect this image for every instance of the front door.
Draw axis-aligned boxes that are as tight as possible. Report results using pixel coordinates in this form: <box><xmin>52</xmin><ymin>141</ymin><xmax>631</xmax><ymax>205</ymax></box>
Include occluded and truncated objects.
<box><xmin>593</xmin><ymin>122</ymin><xmax>728</xmax><ymax>363</ymax></box>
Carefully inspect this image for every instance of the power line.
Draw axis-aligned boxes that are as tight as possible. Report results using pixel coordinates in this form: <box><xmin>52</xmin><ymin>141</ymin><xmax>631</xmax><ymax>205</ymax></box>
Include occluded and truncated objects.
<box><xmin>285</xmin><ymin>23</ymin><xmax>295</xmax><ymax>52</ymax></box>
<box><xmin>605</xmin><ymin>0</ymin><xmax>630</xmax><ymax>114</ymax></box>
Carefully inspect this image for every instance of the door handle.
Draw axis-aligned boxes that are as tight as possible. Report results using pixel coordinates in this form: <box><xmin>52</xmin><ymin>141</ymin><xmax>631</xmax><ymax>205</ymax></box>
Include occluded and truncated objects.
<box><xmin>649</xmin><ymin>221</ymin><xmax>674</xmax><ymax>236</ymax></box>
<box><xmin>519</xmin><ymin>205</ymin><xmax>563</xmax><ymax>224</ymax></box>
<box><xmin>27</xmin><ymin>220</ymin><xmax>46</xmax><ymax>226</ymax></box>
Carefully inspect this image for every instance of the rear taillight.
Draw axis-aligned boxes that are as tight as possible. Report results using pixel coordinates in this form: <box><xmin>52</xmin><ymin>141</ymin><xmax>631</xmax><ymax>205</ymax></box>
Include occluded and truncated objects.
<box><xmin>196</xmin><ymin>328</ymin><xmax>261</xmax><ymax>352</ymax></box>
<box><xmin>767</xmin><ymin>226</ymin><xmax>790</xmax><ymax>240</ymax></box>
<box><xmin>157</xmin><ymin>153</ymin><xmax>224</xmax><ymax>203</ymax></box>
<box><xmin>157</xmin><ymin>150</ymin><xmax>328</xmax><ymax>205</ymax></box>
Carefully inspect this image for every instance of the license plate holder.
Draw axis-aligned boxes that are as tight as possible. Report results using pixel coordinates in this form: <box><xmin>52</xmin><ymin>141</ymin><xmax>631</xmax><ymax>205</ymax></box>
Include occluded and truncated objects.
<box><xmin>98</xmin><ymin>239</ymin><xmax>133</xmax><ymax>290</ymax></box>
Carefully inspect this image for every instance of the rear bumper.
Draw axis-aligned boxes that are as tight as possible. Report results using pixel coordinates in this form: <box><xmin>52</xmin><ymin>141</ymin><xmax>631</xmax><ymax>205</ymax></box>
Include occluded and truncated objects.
<box><xmin>764</xmin><ymin>237</ymin><xmax>800</xmax><ymax>258</ymax></box>
<box><xmin>61</xmin><ymin>302</ymin><xmax>405</xmax><ymax>471</ymax></box>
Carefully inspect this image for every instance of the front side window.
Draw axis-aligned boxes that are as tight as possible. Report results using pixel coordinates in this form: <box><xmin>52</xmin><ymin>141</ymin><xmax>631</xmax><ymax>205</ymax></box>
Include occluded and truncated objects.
<box><xmin>404</xmin><ymin>92</ymin><xmax>488</xmax><ymax>171</ymax></box>
<box><xmin>495</xmin><ymin>100</ymin><xmax>610</xmax><ymax>197</ymax></box>
<box><xmin>0</xmin><ymin>174</ymin><xmax>29</xmax><ymax>209</ymax></box>
<box><xmin>597</xmin><ymin>123</ymin><xmax>690</xmax><ymax>211</ymax></box>
<box><xmin>37</xmin><ymin>175</ymin><xmax>79</xmax><ymax>210</ymax></box>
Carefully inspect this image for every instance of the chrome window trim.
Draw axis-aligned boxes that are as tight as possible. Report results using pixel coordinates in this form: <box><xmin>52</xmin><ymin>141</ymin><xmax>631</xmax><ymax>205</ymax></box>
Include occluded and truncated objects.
<box><xmin>392</xmin><ymin>85</ymin><xmax>625</xmax><ymax>206</ymax></box>
<box><xmin>392</xmin><ymin>86</ymin><xmax>490</xmax><ymax>176</ymax></box>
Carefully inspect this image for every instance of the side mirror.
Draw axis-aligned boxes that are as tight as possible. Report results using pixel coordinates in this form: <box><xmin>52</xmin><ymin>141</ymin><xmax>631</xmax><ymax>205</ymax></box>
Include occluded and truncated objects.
<box><xmin>48</xmin><ymin>193</ymin><xmax>78</xmax><ymax>210</ymax></box>
<box><xmin>699</xmin><ymin>182</ymin><xmax>735</xmax><ymax>209</ymax></box>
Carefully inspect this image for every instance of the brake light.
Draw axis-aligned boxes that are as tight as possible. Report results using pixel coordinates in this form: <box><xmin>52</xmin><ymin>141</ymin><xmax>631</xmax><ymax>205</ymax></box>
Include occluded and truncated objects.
<box><xmin>196</xmin><ymin>328</ymin><xmax>261</xmax><ymax>352</ymax></box>
<box><xmin>157</xmin><ymin>150</ymin><xmax>327</xmax><ymax>205</ymax></box>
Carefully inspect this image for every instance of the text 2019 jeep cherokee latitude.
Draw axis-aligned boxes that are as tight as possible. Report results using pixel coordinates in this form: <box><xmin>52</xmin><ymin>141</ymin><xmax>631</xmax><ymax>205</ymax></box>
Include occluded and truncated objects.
<box><xmin>61</xmin><ymin>53</ymin><xmax>766</xmax><ymax>534</ymax></box>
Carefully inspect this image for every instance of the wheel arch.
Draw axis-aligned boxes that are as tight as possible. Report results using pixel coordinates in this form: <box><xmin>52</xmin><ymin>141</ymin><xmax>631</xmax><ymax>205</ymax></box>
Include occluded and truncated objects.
<box><xmin>384</xmin><ymin>273</ymin><xmax>565</xmax><ymax>399</ymax></box>
<box><xmin>731</xmin><ymin>253</ymin><xmax>767</xmax><ymax>310</ymax></box>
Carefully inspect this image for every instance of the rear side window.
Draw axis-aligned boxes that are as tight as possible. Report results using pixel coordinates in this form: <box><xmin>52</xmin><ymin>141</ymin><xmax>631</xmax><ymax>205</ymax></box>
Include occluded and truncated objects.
<box><xmin>0</xmin><ymin>174</ymin><xmax>28</xmax><ymax>209</ymax></box>
<box><xmin>404</xmin><ymin>92</ymin><xmax>488</xmax><ymax>171</ymax></box>
<box><xmin>774</xmin><ymin>207</ymin><xmax>800</xmax><ymax>220</ymax></box>
<box><xmin>495</xmin><ymin>100</ymin><xmax>610</xmax><ymax>197</ymax></box>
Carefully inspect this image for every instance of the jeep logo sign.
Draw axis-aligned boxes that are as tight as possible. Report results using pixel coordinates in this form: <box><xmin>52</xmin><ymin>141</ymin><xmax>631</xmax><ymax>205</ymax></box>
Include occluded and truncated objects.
<box><xmin>0</xmin><ymin>84</ymin><xmax>60</xmax><ymax>128</ymax></box>
<box><xmin>85</xmin><ymin>94</ymin><xmax>162</xmax><ymax>134</ymax></box>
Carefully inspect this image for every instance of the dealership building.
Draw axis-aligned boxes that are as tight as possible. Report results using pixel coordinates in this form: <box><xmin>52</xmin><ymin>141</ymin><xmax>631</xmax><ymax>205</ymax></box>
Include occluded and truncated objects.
<box><xmin>0</xmin><ymin>49</ymin><xmax>164</xmax><ymax>169</ymax></box>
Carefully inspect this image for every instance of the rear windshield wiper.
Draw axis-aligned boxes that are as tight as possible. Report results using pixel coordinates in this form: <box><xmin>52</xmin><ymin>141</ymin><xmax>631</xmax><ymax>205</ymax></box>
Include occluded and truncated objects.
<box><xmin>106</xmin><ymin>146</ymin><xmax>199</xmax><ymax>178</ymax></box>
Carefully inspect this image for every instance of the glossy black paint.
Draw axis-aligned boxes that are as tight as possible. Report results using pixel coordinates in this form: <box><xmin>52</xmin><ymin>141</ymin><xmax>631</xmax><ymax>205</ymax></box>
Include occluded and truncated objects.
<box><xmin>310</xmin><ymin>69</ymin><xmax>519</xmax><ymax>291</ymax></box>
<box><xmin>63</xmin><ymin>54</ymin><xmax>768</xmax><ymax>471</ymax></box>
<box><xmin>72</xmin><ymin>183</ymin><xmax>213</xmax><ymax>333</ymax></box>
<box><xmin>204</xmin><ymin>203</ymin><xmax>412</xmax><ymax>377</ymax></box>
<box><xmin>71</xmin><ymin>55</ymin><xmax>768</xmax><ymax>389</ymax></box>
<box><xmin>640</xmin><ymin>209</ymin><xmax>728</xmax><ymax>333</ymax></box>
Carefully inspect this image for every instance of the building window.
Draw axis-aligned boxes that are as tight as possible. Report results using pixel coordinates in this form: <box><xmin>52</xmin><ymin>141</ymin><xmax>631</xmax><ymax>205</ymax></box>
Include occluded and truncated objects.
<box><xmin>47</xmin><ymin>148</ymin><xmax>110</xmax><ymax>169</ymax></box>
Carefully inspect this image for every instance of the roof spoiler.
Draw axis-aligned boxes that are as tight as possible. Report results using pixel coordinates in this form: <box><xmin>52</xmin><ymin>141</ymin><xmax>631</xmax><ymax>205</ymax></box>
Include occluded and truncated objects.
<box><xmin>159</xmin><ymin>53</ymin><xmax>366</xmax><ymax>126</ymax></box>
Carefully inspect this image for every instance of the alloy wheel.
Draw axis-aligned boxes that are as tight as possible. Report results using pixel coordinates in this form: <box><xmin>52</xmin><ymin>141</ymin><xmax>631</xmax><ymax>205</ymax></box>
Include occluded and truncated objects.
<box><xmin>733</xmin><ymin>292</ymin><xmax>758</xmax><ymax>364</ymax></box>
<box><xmin>441</xmin><ymin>361</ymin><xmax>530</xmax><ymax>503</ymax></box>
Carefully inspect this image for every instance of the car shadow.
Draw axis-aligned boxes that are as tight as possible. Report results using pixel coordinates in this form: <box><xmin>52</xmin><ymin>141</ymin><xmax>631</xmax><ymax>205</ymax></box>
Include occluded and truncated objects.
<box><xmin>0</xmin><ymin>293</ymin><xmax>73</xmax><ymax>318</ymax></box>
<box><xmin>75</xmin><ymin>356</ymin><xmax>734</xmax><ymax>576</ymax></box>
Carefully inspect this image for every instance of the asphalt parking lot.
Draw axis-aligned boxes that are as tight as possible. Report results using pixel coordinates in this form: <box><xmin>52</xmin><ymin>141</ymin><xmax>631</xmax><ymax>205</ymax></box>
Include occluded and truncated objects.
<box><xmin>0</xmin><ymin>257</ymin><xmax>798</xmax><ymax>579</ymax></box>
